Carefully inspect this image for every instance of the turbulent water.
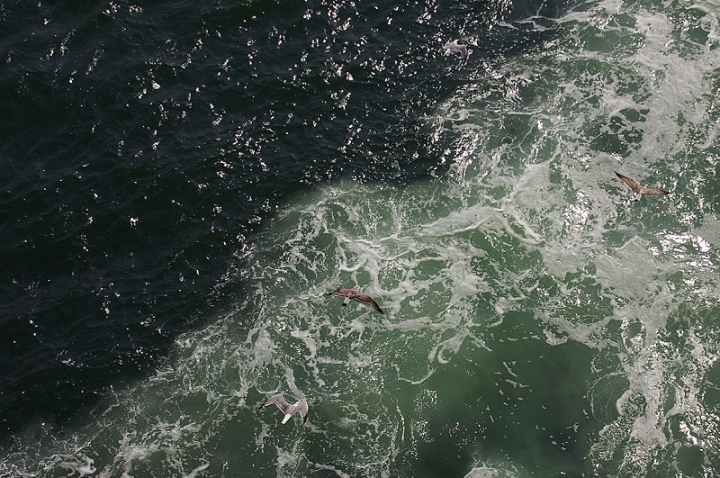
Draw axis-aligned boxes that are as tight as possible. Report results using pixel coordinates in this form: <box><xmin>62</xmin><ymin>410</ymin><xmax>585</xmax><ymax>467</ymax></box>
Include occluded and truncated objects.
<box><xmin>2</xmin><ymin>0</ymin><xmax>720</xmax><ymax>476</ymax></box>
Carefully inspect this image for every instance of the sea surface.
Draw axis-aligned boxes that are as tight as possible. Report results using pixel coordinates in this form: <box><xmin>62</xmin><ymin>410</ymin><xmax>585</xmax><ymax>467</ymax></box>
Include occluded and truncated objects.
<box><xmin>1</xmin><ymin>0</ymin><xmax>720</xmax><ymax>476</ymax></box>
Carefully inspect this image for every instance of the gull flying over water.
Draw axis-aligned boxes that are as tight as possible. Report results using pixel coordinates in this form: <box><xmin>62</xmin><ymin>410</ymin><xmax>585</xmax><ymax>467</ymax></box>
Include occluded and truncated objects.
<box><xmin>615</xmin><ymin>172</ymin><xmax>669</xmax><ymax>201</ymax></box>
<box><xmin>444</xmin><ymin>40</ymin><xmax>468</xmax><ymax>61</ymax></box>
<box><xmin>329</xmin><ymin>285</ymin><xmax>384</xmax><ymax>314</ymax></box>
<box><xmin>258</xmin><ymin>394</ymin><xmax>308</xmax><ymax>424</ymax></box>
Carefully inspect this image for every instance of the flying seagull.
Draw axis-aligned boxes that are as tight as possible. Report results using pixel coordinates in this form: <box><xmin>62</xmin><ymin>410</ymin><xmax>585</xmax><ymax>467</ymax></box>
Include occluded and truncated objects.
<box><xmin>328</xmin><ymin>285</ymin><xmax>384</xmax><ymax>314</ymax></box>
<box><xmin>615</xmin><ymin>172</ymin><xmax>669</xmax><ymax>201</ymax></box>
<box><xmin>444</xmin><ymin>40</ymin><xmax>468</xmax><ymax>61</ymax></box>
<box><xmin>258</xmin><ymin>394</ymin><xmax>308</xmax><ymax>424</ymax></box>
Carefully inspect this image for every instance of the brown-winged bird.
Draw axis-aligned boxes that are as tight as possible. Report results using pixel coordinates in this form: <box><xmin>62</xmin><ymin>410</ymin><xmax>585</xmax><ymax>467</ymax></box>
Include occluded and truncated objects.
<box><xmin>615</xmin><ymin>172</ymin><xmax>668</xmax><ymax>201</ymax></box>
<box><xmin>328</xmin><ymin>285</ymin><xmax>384</xmax><ymax>314</ymax></box>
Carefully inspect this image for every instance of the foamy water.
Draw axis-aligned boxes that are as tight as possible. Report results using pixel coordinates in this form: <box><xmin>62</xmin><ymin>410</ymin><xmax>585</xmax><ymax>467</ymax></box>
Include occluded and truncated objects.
<box><xmin>3</xmin><ymin>0</ymin><xmax>720</xmax><ymax>476</ymax></box>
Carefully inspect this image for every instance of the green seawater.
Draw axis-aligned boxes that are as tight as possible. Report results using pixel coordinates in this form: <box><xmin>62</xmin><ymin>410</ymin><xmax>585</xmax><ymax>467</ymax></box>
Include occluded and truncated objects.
<box><xmin>3</xmin><ymin>0</ymin><xmax>720</xmax><ymax>476</ymax></box>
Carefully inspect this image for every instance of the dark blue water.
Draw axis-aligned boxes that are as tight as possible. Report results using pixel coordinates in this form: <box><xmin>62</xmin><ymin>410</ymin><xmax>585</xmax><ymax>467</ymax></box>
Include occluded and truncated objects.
<box><xmin>2</xmin><ymin>0</ymin><xmax>719</xmax><ymax>476</ymax></box>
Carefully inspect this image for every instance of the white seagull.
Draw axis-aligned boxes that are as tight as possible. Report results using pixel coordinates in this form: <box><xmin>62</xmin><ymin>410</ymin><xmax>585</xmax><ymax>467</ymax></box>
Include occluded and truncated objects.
<box><xmin>258</xmin><ymin>394</ymin><xmax>309</xmax><ymax>424</ymax></box>
<box><xmin>444</xmin><ymin>40</ymin><xmax>468</xmax><ymax>61</ymax></box>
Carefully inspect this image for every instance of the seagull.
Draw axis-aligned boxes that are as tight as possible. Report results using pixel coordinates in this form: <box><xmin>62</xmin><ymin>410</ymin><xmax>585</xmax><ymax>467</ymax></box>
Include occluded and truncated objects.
<box><xmin>615</xmin><ymin>172</ymin><xmax>669</xmax><ymax>201</ymax></box>
<box><xmin>444</xmin><ymin>40</ymin><xmax>468</xmax><ymax>61</ymax></box>
<box><xmin>328</xmin><ymin>285</ymin><xmax>384</xmax><ymax>314</ymax></box>
<box><xmin>258</xmin><ymin>394</ymin><xmax>309</xmax><ymax>424</ymax></box>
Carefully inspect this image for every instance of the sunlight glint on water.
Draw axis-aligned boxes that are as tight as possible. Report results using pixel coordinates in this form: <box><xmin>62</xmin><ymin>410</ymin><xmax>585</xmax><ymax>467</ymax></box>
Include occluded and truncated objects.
<box><xmin>2</xmin><ymin>0</ymin><xmax>720</xmax><ymax>476</ymax></box>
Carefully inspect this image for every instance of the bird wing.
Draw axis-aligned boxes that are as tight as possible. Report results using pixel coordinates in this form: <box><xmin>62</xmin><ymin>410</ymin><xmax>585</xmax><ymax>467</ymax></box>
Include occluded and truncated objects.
<box><xmin>444</xmin><ymin>42</ymin><xmax>467</xmax><ymax>60</ymax></box>
<box><xmin>353</xmin><ymin>293</ymin><xmax>384</xmax><ymax>314</ymax></box>
<box><xmin>329</xmin><ymin>286</ymin><xmax>382</xmax><ymax>313</ymax></box>
<box><xmin>281</xmin><ymin>400</ymin><xmax>309</xmax><ymax>424</ymax></box>
<box><xmin>259</xmin><ymin>394</ymin><xmax>290</xmax><ymax>413</ymax></box>
<box><xmin>330</xmin><ymin>287</ymin><xmax>353</xmax><ymax>306</ymax></box>
<box><xmin>330</xmin><ymin>287</ymin><xmax>352</xmax><ymax>297</ymax></box>
<box><xmin>296</xmin><ymin>400</ymin><xmax>309</xmax><ymax>423</ymax></box>
<box><xmin>643</xmin><ymin>188</ymin><xmax>668</xmax><ymax>195</ymax></box>
<box><xmin>458</xmin><ymin>46</ymin><xmax>468</xmax><ymax>61</ymax></box>
<box><xmin>615</xmin><ymin>172</ymin><xmax>642</xmax><ymax>194</ymax></box>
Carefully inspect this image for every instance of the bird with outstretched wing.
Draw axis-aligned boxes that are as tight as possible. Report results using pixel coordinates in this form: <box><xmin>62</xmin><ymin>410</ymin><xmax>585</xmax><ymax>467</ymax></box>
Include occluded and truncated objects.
<box><xmin>615</xmin><ymin>172</ymin><xmax>668</xmax><ymax>201</ymax></box>
<box><xmin>328</xmin><ymin>285</ymin><xmax>384</xmax><ymax>314</ymax></box>
<box><xmin>258</xmin><ymin>394</ymin><xmax>308</xmax><ymax>424</ymax></box>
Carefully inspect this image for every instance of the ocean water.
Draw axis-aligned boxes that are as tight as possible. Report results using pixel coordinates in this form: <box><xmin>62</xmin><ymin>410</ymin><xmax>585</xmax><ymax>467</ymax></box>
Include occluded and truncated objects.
<box><xmin>1</xmin><ymin>0</ymin><xmax>720</xmax><ymax>476</ymax></box>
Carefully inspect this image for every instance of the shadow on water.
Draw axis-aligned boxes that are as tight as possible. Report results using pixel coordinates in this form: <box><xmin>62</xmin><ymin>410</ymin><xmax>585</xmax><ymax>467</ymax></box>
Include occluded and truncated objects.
<box><xmin>409</xmin><ymin>311</ymin><xmax>602</xmax><ymax>476</ymax></box>
<box><xmin>0</xmin><ymin>0</ymin><xmax>573</xmax><ymax>442</ymax></box>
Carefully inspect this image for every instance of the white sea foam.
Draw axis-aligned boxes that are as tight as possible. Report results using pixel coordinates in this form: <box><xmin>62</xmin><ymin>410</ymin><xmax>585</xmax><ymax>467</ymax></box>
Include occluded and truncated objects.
<box><xmin>3</xmin><ymin>1</ymin><xmax>720</xmax><ymax>477</ymax></box>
